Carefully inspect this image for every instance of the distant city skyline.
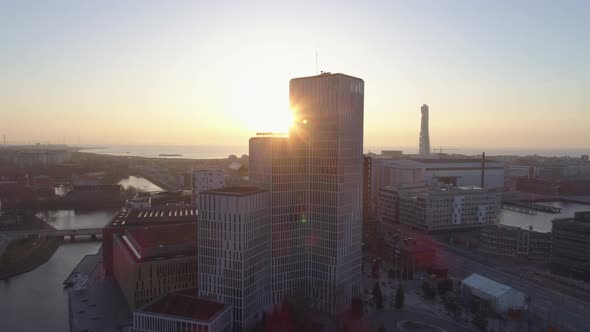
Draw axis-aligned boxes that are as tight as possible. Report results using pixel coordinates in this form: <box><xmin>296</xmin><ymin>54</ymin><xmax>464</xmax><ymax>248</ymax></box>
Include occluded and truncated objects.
<box><xmin>1</xmin><ymin>1</ymin><xmax>589</xmax><ymax>149</ymax></box>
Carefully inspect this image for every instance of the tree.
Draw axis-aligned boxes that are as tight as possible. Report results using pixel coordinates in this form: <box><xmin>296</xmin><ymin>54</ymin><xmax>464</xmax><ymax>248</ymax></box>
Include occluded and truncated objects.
<box><xmin>373</xmin><ymin>282</ymin><xmax>384</xmax><ymax>309</ymax></box>
<box><xmin>395</xmin><ymin>283</ymin><xmax>405</xmax><ymax>309</ymax></box>
<box><xmin>444</xmin><ymin>298</ymin><xmax>461</xmax><ymax>320</ymax></box>
<box><xmin>472</xmin><ymin>310</ymin><xmax>488</xmax><ymax>331</ymax></box>
<box><xmin>437</xmin><ymin>279</ymin><xmax>453</xmax><ymax>296</ymax></box>
<box><xmin>421</xmin><ymin>281</ymin><xmax>435</xmax><ymax>300</ymax></box>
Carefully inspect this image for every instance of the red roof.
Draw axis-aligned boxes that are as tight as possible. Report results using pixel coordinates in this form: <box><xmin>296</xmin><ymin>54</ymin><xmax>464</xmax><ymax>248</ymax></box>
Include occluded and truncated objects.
<box><xmin>120</xmin><ymin>223</ymin><xmax>198</xmax><ymax>261</ymax></box>
<box><xmin>126</xmin><ymin>223</ymin><xmax>197</xmax><ymax>249</ymax></box>
<box><xmin>141</xmin><ymin>289</ymin><xmax>227</xmax><ymax>321</ymax></box>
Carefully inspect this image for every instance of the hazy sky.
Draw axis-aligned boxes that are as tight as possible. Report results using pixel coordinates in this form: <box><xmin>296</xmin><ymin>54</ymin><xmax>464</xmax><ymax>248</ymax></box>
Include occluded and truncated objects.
<box><xmin>1</xmin><ymin>1</ymin><xmax>588</xmax><ymax>149</ymax></box>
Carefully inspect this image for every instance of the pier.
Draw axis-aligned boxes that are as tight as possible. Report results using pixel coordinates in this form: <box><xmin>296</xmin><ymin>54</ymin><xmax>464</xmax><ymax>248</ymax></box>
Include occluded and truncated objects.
<box><xmin>502</xmin><ymin>200</ymin><xmax>562</xmax><ymax>214</ymax></box>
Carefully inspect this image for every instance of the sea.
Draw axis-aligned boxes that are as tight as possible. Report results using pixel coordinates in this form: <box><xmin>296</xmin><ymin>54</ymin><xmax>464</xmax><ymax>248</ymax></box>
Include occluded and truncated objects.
<box><xmin>78</xmin><ymin>145</ymin><xmax>589</xmax><ymax>160</ymax></box>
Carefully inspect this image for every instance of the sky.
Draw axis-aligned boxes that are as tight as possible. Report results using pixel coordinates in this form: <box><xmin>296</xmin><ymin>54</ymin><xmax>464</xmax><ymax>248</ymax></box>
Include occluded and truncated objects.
<box><xmin>1</xmin><ymin>0</ymin><xmax>589</xmax><ymax>150</ymax></box>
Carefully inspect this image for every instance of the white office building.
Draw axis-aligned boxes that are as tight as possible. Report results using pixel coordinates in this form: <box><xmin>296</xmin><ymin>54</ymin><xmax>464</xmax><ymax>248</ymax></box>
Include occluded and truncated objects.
<box><xmin>250</xmin><ymin>72</ymin><xmax>364</xmax><ymax>314</ymax></box>
<box><xmin>371</xmin><ymin>158</ymin><xmax>505</xmax><ymax>189</ymax></box>
<box><xmin>197</xmin><ymin>187</ymin><xmax>271</xmax><ymax>331</ymax></box>
<box><xmin>192</xmin><ymin>169</ymin><xmax>225</xmax><ymax>205</ymax></box>
<box><xmin>378</xmin><ymin>185</ymin><xmax>501</xmax><ymax>231</ymax></box>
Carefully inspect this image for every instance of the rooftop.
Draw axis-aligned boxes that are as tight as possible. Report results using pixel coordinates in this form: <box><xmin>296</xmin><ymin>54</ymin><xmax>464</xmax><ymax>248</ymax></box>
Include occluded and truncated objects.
<box><xmin>462</xmin><ymin>273</ymin><xmax>514</xmax><ymax>298</ymax></box>
<box><xmin>109</xmin><ymin>206</ymin><xmax>198</xmax><ymax>227</ymax></box>
<box><xmin>409</xmin><ymin>158</ymin><xmax>497</xmax><ymax>164</ymax></box>
<box><xmin>255</xmin><ymin>132</ymin><xmax>288</xmax><ymax>137</ymax></box>
<box><xmin>139</xmin><ymin>289</ymin><xmax>228</xmax><ymax>322</ymax></box>
<box><xmin>290</xmin><ymin>72</ymin><xmax>364</xmax><ymax>82</ymax></box>
<box><xmin>120</xmin><ymin>223</ymin><xmax>197</xmax><ymax>261</ymax></box>
<box><xmin>127</xmin><ymin>223</ymin><xmax>197</xmax><ymax>250</ymax></box>
<box><xmin>202</xmin><ymin>186</ymin><xmax>267</xmax><ymax>197</ymax></box>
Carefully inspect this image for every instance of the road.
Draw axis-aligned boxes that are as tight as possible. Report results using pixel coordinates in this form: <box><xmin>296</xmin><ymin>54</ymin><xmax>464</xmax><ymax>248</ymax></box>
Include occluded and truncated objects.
<box><xmin>438</xmin><ymin>245</ymin><xmax>590</xmax><ymax>331</ymax></box>
<box><xmin>369</xmin><ymin>307</ymin><xmax>472</xmax><ymax>332</ymax></box>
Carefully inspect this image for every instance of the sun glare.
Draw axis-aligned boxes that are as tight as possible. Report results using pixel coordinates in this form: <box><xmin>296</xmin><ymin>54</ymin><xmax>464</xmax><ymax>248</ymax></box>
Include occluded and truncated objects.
<box><xmin>239</xmin><ymin>106</ymin><xmax>294</xmax><ymax>134</ymax></box>
<box><xmin>256</xmin><ymin>108</ymin><xmax>294</xmax><ymax>133</ymax></box>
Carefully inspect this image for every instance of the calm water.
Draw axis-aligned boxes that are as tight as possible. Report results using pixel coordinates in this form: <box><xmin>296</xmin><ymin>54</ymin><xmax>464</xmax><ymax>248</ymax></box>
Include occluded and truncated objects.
<box><xmin>79</xmin><ymin>144</ymin><xmax>589</xmax><ymax>159</ymax></box>
<box><xmin>118</xmin><ymin>175</ymin><xmax>162</xmax><ymax>192</ymax></box>
<box><xmin>1</xmin><ymin>209</ymin><xmax>117</xmax><ymax>331</ymax></box>
<box><xmin>36</xmin><ymin>209</ymin><xmax>119</xmax><ymax>230</ymax></box>
<box><xmin>499</xmin><ymin>201</ymin><xmax>590</xmax><ymax>232</ymax></box>
<box><xmin>0</xmin><ymin>242</ymin><xmax>101</xmax><ymax>332</ymax></box>
<box><xmin>79</xmin><ymin>144</ymin><xmax>247</xmax><ymax>159</ymax></box>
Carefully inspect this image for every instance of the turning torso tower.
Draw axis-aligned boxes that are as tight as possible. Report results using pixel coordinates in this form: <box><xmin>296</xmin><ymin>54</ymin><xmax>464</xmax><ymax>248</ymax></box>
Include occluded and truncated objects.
<box><xmin>249</xmin><ymin>72</ymin><xmax>364</xmax><ymax>313</ymax></box>
<box><xmin>419</xmin><ymin>104</ymin><xmax>431</xmax><ymax>156</ymax></box>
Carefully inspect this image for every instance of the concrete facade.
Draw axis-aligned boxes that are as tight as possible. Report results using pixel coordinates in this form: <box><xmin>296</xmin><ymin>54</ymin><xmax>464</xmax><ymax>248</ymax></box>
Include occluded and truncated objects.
<box><xmin>552</xmin><ymin>211</ymin><xmax>590</xmax><ymax>279</ymax></box>
<box><xmin>191</xmin><ymin>169</ymin><xmax>225</xmax><ymax>205</ymax></box>
<box><xmin>378</xmin><ymin>186</ymin><xmax>501</xmax><ymax>231</ymax></box>
<box><xmin>479</xmin><ymin>225</ymin><xmax>551</xmax><ymax>260</ymax></box>
<box><xmin>197</xmin><ymin>187</ymin><xmax>271</xmax><ymax>331</ymax></box>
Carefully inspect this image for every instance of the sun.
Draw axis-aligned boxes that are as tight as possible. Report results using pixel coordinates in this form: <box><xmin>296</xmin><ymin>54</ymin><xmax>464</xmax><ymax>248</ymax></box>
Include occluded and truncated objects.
<box><xmin>250</xmin><ymin>108</ymin><xmax>295</xmax><ymax>134</ymax></box>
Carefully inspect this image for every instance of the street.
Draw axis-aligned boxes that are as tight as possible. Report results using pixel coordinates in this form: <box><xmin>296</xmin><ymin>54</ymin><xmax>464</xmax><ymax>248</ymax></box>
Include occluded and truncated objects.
<box><xmin>438</xmin><ymin>245</ymin><xmax>590</xmax><ymax>331</ymax></box>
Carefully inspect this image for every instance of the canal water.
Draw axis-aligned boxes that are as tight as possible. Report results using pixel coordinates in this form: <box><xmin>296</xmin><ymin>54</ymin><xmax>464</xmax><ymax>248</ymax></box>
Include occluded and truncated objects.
<box><xmin>499</xmin><ymin>201</ymin><xmax>590</xmax><ymax>232</ymax></box>
<box><xmin>0</xmin><ymin>242</ymin><xmax>101</xmax><ymax>331</ymax></box>
<box><xmin>0</xmin><ymin>176</ymin><xmax>160</xmax><ymax>331</ymax></box>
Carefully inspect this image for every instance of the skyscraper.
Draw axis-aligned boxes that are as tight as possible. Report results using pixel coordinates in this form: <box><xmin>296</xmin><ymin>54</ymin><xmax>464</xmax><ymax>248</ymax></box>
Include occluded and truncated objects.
<box><xmin>197</xmin><ymin>187</ymin><xmax>271</xmax><ymax>331</ymax></box>
<box><xmin>419</xmin><ymin>104</ymin><xmax>431</xmax><ymax>156</ymax></box>
<box><xmin>250</xmin><ymin>72</ymin><xmax>364</xmax><ymax>314</ymax></box>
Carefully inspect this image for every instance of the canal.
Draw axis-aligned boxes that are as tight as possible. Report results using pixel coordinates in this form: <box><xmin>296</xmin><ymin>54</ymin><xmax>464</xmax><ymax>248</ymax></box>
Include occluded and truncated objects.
<box><xmin>0</xmin><ymin>242</ymin><xmax>101</xmax><ymax>331</ymax></box>
<box><xmin>499</xmin><ymin>200</ymin><xmax>590</xmax><ymax>232</ymax></box>
<box><xmin>0</xmin><ymin>176</ymin><xmax>159</xmax><ymax>331</ymax></box>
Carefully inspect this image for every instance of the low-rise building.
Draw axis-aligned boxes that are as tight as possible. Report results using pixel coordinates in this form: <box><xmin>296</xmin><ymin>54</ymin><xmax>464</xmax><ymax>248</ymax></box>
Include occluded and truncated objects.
<box><xmin>103</xmin><ymin>206</ymin><xmax>198</xmax><ymax>276</ymax></box>
<box><xmin>133</xmin><ymin>289</ymin><xmax>232</xmax><ymax>332</ymax></box>
<box><xmin>13</xmin><ymin>149</ymin><xmax>71</xmax><ymax>168</ymax></box>
<box><xmin>378</xmin><ymin>185</ymin><xmax>501</xmax><ymax>232</ymax></box>
<box><xmin>112</xmin><ymin>223</ymin><xmax>198</xmax><ymax>310</ymax></box>
<box><xmin>461</xmin><ymin>273</ymin><xmax>527</xmax><ymax>314</ymax></box>
<box><xmin>370</xmin><ymin>158</ymin><xmax>505</xmax><ymax>190</ymax></box>
<box><xmin>552</xmin><ymin>211</ymin><xmax>590</xmax><ymax>280</ymax></box>
<box><xmin>480</xmin><ymin>225</ymin><xmax>551</xmax><ymax>260</ymax></box>
<box><xmin>377</xmin><ymin>185</ymin><xmax>424</xmax><ymax>224</ymax></box>
<box><xmin>125</xmin><ymin>193</ymin><xmax>152</xmax><ymax>210</ymax></box>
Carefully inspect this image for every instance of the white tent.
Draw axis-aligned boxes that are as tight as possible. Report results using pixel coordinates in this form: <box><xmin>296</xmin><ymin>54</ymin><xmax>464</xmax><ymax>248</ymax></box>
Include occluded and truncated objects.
<box><xmin>462</xmin><ymin>273</ymin><xmax>526</xmax><ymax>313</ymax></box>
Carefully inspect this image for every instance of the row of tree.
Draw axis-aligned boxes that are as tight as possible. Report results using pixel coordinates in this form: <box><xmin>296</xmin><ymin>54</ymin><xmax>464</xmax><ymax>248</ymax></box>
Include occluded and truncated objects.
<box><xmin>372</xmin><ymin>282</ymin><xmax>405</xmax><ymax>310</ymax></box>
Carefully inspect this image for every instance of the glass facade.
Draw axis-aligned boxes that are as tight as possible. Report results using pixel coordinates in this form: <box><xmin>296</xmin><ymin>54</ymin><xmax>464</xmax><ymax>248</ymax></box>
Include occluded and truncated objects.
<box><xmin>250</xmin><ymin>73</ymin><xmax>364</xmax><ymax>313</ymax></box>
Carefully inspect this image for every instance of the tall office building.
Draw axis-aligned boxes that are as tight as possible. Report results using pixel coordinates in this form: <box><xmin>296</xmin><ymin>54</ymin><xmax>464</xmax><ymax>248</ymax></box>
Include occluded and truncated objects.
<box><xmin>419</xmin><ymin>104</ymin><xmax>430</xmax><ymax>156</ymax></box>
<box><xmin>197</xmin><ymin>187</ymin><xmax>271</xmax><ymax>331</ymax></box>
<box><xmin>250</xmin><ymin>72</ymin><xmax>364</xmax><ymax>313</ymax></box>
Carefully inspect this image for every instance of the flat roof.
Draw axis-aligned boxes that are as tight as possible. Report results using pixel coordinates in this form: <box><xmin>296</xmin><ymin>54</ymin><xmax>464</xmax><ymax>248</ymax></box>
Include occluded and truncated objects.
<box><xmin>462</xmin><ymin>273</ymin><xmax>514</xmax><ymax>298</ymax></box>
<box><xmin>290</xmin><ymin>72</ymin><xmax>364</xmax><ymax>82</ymax></box>
<box><xmin>409</xmin><ymin>158</ymin><xmax>497</xmax><ymax>164</ymax></box>
<box><xmin>126</xmin><ymin>223</ymin><xmax>197</xmax><ymax>252</ymax></box>
<box><xmin>202</xmin><ymin>186</ymin><xmax>267</xmax><ymax>197</ymax></box>
<box><xmin>118</xmin><ymin>224</ymin><xmax>197</xmax><ymax>262</ymax></box>
<box><xmin>108</xmin><ymin>206</ymin><xmax>198</xmax><ymax>227</ymax></box>
<box><xmin>139</xmin><ymin>289</ymin><xmax>228</xmax><ymax>322</ymax></box>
